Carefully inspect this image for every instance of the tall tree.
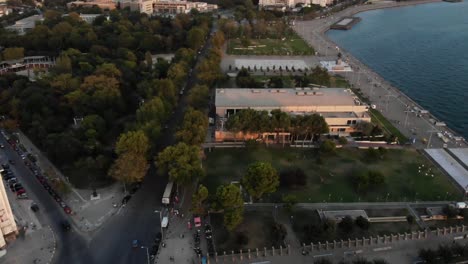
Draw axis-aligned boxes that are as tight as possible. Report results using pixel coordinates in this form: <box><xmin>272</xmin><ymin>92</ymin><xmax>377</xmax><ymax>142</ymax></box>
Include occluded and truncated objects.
<box><xmin>241</xmin><ymin>162</ymin><xmax>279</xmax><ymax>200</ymax></box>
<box><xmin>216</xmin><ymin>184</ymin><xmax>244</xmax><ymax>230</ymax></box>
<box><xmin>108</xmin><ymin>130</ymin><xmax>149</xmax><ymax>184</ymax></box>
<box><xmin>176</xmin><ymin>108</ymin><xmax>208</xmax><ymax>145</ymax></box>
<box><xmin>156</xmin><ymin>142</ymin><xmax>204</xmax><ymax>185</ymax></box>
<box><xmin>186</xmin><ymin>84</ymin><xmax>209</xmax><ymax>110</ymax></box>
<box><xmin>191</xmin><ymin>184</ymin><xmax>208</xmax><ymax>215</ymax></box>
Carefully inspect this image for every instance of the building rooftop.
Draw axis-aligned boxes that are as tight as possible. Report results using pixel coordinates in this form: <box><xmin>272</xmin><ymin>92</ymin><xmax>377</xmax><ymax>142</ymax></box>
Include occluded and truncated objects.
<box><xmin>215</xmin><ymin>88</ymin><xmax>363</xmax><ymax>108</ymax></box>
<box><xmin>6</xmin><ymin>14</ymin><xmax>42</xmax><ymax>28</ymax></box>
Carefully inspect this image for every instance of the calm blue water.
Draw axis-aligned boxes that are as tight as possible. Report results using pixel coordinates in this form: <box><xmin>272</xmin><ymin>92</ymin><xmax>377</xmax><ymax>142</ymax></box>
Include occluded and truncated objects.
<box><xmin>327</xmin><ymin>1</ymin><xmax>468</xmax><ymax>139</ymax></box>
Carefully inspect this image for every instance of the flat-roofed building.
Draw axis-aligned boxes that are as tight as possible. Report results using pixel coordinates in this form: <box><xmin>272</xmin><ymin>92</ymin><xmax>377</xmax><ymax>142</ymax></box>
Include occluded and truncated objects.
<box><xmin>152</xmin><ymin>0</ymin><xmax>217</xmax><ymax>14</ymax></box>
<box><xmin>0</xmin><ymin>173</ymin><xmax>18</xmax><ymax>248</ymax></box>
<box><xmin>215</xmin><ymin>88</ymin><xmax>371</xmax><ymax>135</ymax></box>
<box><xmin>5</xmin><ymin>15</ymin><xmax>43</xmax><ymax>35</ymax></box>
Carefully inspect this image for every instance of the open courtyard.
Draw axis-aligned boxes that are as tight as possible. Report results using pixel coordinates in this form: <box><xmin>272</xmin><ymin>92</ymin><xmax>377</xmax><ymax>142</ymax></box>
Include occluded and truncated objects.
<box><xmin>202</xmin><ymin>147</ymin><xmax>460</xmax><ymax>203</ymax></box>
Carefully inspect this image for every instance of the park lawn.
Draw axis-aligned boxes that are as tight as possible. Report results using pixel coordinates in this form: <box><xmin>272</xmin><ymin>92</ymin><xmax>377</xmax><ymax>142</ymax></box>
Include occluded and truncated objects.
<box><xmin>227</xmin><ymin>38</ymin><xmax>314</xmax><ymax>56</ymax></box>
<box><xmin>202</xmin><ymin>147</ymin><xmax>460</xmax><ymax>202</ymax></box>
<box><xmin>330</xmin><ymin>75</ymin><xmax>350</xmax><ymax>88</ymax></box>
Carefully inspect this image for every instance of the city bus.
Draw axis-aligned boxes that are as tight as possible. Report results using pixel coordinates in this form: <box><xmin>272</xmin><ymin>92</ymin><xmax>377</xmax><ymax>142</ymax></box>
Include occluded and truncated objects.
<box><xmin>161</xmin><ymin>181</ymin><xmax>174</xmax><ymax>205</ymax></box>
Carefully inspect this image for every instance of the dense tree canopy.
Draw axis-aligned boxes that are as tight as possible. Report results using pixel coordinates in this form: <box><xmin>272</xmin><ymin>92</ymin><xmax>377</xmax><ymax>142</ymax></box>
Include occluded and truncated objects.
<box><xmin>176</xmin><ymin>108</ymin><xmax>209</xmax><ymax>146</ymax></box>
<box><xmin>0</xmin><ymin>10</ymin><xmax>213</xmax><ymax>187</ymax></box>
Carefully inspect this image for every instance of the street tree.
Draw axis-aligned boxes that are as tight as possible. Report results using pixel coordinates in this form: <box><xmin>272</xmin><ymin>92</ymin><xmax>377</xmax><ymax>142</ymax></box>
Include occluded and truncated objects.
<box><xmin>156</xmin><ymin>142</ymin><xmax>204</xmax><ymax>185</ymax></box>
<box><xmin>176</xmin><ymin>108</ymin><xmax>208</xmax><ymax>146</ymax></box>
<box><xmin>108</xmin><ymin>130</ymin><xmax>150</xmax><ymax>184</ymax></box>
<box><xmin>186</xmin><ymin>84</ymin><xmax>209</xmax><ymax>110</ymax></box>
<box><xmin>241</xmin><ymin>161</ymin><xmax>279</xmax><ymax>200</ymax></box>
<box><xmin>216</xmin><ymin>184</ymin><xmax>244</xmax><ymax>230</ymax></box>
<box><xmin>191</xmin><ymin>184</ymin><xmax>209</xmax><ymax>215</ymax></box>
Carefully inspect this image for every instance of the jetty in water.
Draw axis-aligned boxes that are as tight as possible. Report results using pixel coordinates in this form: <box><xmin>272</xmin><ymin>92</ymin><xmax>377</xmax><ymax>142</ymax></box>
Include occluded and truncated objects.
<box><xmin>330</xmin><ymin>17</ymin><xmax>362</xmax><ymax>30</ymax></box>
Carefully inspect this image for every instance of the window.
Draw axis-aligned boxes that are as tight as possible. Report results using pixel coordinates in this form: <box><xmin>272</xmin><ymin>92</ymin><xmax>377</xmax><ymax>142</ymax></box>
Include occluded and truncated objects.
<box><xmin>347</xmin><ymin>120</ymin><xmax>351</xmax><ymax>125</ymax></box>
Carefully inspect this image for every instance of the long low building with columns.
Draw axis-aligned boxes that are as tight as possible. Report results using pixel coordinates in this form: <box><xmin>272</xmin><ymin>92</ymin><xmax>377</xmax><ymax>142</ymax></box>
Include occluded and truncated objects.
<box><xmin>215</xmin><ymin>88</ymin><xmax>371</xmax><ymax>137</ymax></box>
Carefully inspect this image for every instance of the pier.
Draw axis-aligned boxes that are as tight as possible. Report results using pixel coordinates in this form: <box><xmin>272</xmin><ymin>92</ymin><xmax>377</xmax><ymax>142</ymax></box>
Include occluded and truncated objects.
<box><xmin>330</xmin><ymin>17</ymin><xmax>361</xmax><ymax>30</ymax></box>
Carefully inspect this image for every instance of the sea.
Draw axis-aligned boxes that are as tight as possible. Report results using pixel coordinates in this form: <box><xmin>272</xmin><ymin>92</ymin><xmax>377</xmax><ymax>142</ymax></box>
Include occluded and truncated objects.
<box><xmin>326</xmin><ymin>1</ymin><xmax>468</xmax><ymax>139</ymax></box>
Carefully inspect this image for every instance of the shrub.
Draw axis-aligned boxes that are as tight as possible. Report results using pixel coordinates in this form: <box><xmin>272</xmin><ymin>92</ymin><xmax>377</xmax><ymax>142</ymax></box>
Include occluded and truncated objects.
<box><xmin>338</xmin><ymin>216</ymin><xmax>354</xmax><ymax>233</ymax></box>
<box><xmin>338</xmin><ymin>136</ymin><xmax>348</xmax><ymax>145</ymax></box>
<box><xmin>236</xmin><ymin>232</ymin><xmax>249</xmax><ymax>246</ymax></box>
<box><xmin>355</xmin><ymin>216</ymin><xmax>370</xmax><ymax>230</ymax></box>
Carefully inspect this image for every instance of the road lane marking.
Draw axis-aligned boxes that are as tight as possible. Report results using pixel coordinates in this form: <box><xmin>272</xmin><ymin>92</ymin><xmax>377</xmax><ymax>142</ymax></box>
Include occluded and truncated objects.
<box><xmin>313</xmin><ymin>253</ymin><xmax>333</xmax><ymax>258</ymax></box>
<box><xmin>373</xmin><ymin>246</ymin><xmax>392</xmax><ymax>252</ymax></box>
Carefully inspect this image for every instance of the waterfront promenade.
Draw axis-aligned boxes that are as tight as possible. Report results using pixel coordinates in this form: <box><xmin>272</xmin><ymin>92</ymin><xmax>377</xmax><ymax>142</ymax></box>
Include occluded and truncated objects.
<box><xmin>293</xmin><ymin>0</ymin><xmax>467</xmax><ymax>149</ymax></box>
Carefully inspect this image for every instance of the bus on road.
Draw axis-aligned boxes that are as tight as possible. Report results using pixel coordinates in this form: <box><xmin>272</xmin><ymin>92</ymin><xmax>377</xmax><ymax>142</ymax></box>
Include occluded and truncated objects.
<box><xmin>162</xmin><ymin>181</ymin><xmax>174</xmax><ymax>205</ymax></box>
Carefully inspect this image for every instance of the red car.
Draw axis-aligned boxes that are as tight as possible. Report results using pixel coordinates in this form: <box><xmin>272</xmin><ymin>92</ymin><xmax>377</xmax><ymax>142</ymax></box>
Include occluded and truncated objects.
<box><xmin>16</xmin><ymin>189</ymin><xmax>26</xmax><ymax>195</ymax></box>
<box><xmin>64</xmin><ymin>206</ymin><xmax>72</xmax><ymax>214</ymax></box>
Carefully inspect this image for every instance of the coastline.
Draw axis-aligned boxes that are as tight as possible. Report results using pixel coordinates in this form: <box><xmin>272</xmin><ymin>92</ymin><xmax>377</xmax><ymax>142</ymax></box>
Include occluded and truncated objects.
<box><xmin>294</xmin><ymin>0</ymin><xmax>467</xmax><ymax>149</ymax></box>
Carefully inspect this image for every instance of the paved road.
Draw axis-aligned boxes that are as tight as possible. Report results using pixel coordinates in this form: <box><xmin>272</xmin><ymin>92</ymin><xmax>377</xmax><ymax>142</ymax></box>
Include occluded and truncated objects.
<box><xmin>293</xmin><ymin>0</ymin><xmax>467</xmax><ymax>150</ymax></box>
<box><xmin>0</xmin><ymin>135</ymin><xmax>93</xmax><ymax>264</ymax></box>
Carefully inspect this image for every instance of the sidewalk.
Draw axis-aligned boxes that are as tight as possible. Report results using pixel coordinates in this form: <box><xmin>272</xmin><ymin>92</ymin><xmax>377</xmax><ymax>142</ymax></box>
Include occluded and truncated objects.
<box><xmin>156</xmin><ymin>184</ymin><xmax>198</xmax><ymax>264</ymax></box>
<box><xmin>12</xmin><ymin>130</ymin><xmax>125</xmax><ymax>233</ymax></box>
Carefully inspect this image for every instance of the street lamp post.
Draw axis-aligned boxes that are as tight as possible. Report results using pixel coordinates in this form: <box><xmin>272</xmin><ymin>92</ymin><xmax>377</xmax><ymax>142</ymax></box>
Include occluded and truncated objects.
<box><xmin>141</xmin><ymin>246</ymin><xmax>150</xmax><ymax>264</ymax></box>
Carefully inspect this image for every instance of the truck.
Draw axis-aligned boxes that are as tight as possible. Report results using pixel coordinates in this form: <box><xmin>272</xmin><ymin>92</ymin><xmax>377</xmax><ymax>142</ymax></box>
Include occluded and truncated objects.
<box><xmin>434</xmin><ymin>121</ymin><xmax>447</xmax><ymax>127</ymax></box>
<box><xmin>161</xmin><ymin>181</ymin><xmax>174</xmax><ymax>205</ymax></box>
<box><xmin>161</xmin><ymin>216</ymin><xmax>169</xmax><ymax>228</ymax></box>
<box><xmin>455</xmin><ymin>202</ymin><xmax>467</xmax><ymax>209</ymax></box>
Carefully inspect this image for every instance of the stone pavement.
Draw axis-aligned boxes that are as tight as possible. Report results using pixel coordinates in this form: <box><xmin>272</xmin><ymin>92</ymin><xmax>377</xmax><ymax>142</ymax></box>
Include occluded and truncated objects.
<box><xmin>1</xmin><ymin>184</ymin><xmax>56</xmax><ymax>264</ymax></box>
<box><xmin>13</xmin><ymin>131</ymin><xmax>126</xmax><ymax>233</ymax></box>
<box><xmin>1</xmin><ymin>226</ymin><xmax>56</xmax><ymax>264</ymax></box>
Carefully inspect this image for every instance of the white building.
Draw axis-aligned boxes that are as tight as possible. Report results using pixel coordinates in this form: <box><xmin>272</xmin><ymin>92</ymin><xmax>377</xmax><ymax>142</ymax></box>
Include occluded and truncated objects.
<box><xmin>5</xmin><ymin>15</ymin><xmax>43</xmax><ymax>35</ymax></box>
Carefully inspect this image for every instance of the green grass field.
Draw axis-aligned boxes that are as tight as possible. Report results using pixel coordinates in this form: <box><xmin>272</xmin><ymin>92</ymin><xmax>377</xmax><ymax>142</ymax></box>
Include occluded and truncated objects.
<box><xmin>202</xmin><ymin>147</ymin><xmax>460</xmax><ymax>202</ymax></box>
<box><xmin>227</xmin><ymin>38</ymin><xmax>314</xmax><ymax>56</ymax></box>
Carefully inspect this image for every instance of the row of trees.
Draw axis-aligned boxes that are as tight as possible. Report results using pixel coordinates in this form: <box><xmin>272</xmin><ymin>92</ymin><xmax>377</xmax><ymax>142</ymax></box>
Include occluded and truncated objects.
<box><xmin>226</xmin><ymin>109</ymin><xmax>329</xmax><ymax>141</ymax></box>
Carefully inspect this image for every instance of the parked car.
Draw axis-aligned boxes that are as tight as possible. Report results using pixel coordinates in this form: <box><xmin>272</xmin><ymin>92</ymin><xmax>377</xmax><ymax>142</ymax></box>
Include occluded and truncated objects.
<box><xmin>17</xmin><ymin>193</ymin><xmax>28</xmax><ymax>199</ymax></box>
<box><xmin>2</xmin><ymin>164</ymin><xmax>10</xmax><ymax>169</ymax></box>
<box><xmin>61</xmin><ymin>220</ymin><xmax>71</xmax><ymax>231</ymax></box>
<box><xmin>64</xmin><ymin>206</ymin><xmax>72</xmax><ymax>214</ymax></box>
<box><xmin>16</xmin><ymin>189</ymin><xmax>26</xmax><ymax>195</ymax></box>
<box><xmin>11</xmin><ymin>183</ymin><xmax>22</xmax><ymax>192</ymax></box>
<box><xmin>8</xmin><ymin>160</ymin><xmax>15</xmax><ymax>165</ymax></box>
<box><xmin>0</xmin><ymin>144</ymin><xmax>4</xmax><ymax>148</ymax></box>
<box><xmin>132</xmin><ymin>239</ymin><xmax>139</xmax><ymax>248</ymax></box>
<box><xmin>31</xmin><ymin>203</ymin><xmax>39</xmax><ymax>212</ymax></box>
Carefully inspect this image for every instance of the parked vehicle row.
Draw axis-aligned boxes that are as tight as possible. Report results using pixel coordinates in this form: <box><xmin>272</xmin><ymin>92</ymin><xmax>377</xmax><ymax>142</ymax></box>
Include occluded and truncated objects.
<box><xmin>205</xmin><ymin>224</ymin><xmax>215</xmax><ymax>256</ymax></box>
<box><xmin>4</xmin><ymin>133</ymin><xmax>72</xmax><ymax>215</ymax></box>
<box><xmin>1</xmin><ymin>164</ymin><xmax>28</xmax><ymax>199</ymax></box>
